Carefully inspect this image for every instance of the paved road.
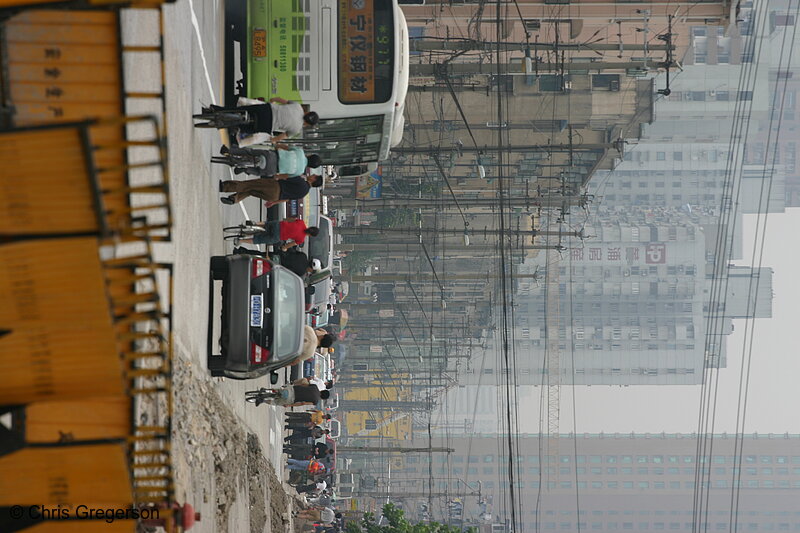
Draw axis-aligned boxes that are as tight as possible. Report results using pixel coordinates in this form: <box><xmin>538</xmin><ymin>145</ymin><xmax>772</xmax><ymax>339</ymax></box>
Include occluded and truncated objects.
<box><xmin>122</xmin><ymin>1</ymin><xmax>288</xmax><ymax>530</ymax></box>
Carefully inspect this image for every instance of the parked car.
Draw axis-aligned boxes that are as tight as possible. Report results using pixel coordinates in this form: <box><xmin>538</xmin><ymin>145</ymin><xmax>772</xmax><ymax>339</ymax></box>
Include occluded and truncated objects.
<box><xmin>323</xmin><ymin>392</ymin><xmax>339</xmax><ymax>412</ymax></box>
<box><xmin>327</xmin><ymin>418</ymin><xmax>341</xmax><ymax>439</ymax></box>
<box><xmin>208</xmin><ymin>254</ymin><xmax>305</xmax><ymax>379</ymax></box>
<box><xmin>308</xmin><ymin>278</ymin><xmax>333</xmax><ymax>327</ymax></box>
<box><xmin>303</xmin><ymin>214</ymin><xmax>334</xmax><ymax>270</ymax></box>
<box><xmin>302</xmin><ymin>351</ymin><xmax>332</xmax><ymax>381</ymax></box>
<box><xmin>314</xmin><ymin>352</ymin><xmax>332</xmax><ymax>382</ymax></box>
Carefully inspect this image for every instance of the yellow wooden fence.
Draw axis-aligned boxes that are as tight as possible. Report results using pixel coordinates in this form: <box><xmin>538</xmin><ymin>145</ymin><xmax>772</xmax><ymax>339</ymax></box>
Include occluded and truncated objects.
<box><xmin>0</xmin><ymin>1</ymin><xmax>175</xmax><ymax>528</ymax></box>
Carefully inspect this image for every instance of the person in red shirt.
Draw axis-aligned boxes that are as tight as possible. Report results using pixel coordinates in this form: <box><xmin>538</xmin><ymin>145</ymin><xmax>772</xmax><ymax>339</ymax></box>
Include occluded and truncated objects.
<box><xmin>235</xmin><ymin>216</ymin><xmax>319</xmax><ymax>250</ymax></box>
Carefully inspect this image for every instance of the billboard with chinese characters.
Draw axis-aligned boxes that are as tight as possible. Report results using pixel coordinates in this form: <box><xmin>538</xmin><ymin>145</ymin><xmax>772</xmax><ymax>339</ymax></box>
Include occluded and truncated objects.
<box><xmin>355</xmin><ymin>166</ymin><xmax>383</xmax><ymax>198</ymax></box>
<box><xmin>338</xmin><ymin>0</ymin><xmax>394</xmax><ymax>103</ymax></box>
<box><xmin>569</xmin><ymin>244</ymin><xmax>669</xmax><ymax>265</ymax></box>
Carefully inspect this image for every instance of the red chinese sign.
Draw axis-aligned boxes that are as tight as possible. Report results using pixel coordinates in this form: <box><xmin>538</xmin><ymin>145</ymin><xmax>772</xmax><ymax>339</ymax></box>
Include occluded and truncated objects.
<box><xmin>645</xmin><ymin>244</ymin><xmax>667</xmax><ymax>264</ymax></box>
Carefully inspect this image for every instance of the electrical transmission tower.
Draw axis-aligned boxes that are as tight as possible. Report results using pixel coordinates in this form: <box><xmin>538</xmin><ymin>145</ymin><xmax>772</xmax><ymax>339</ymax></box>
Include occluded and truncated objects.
<box><xmin>544</xmin><ymin>222</ymin><xmax>563</xmax><ymax>484</ymax></box>
<box><xmin>539</xmin><ymin>222</ymin><xmax>586</xmax><ymax>485</ymax></box>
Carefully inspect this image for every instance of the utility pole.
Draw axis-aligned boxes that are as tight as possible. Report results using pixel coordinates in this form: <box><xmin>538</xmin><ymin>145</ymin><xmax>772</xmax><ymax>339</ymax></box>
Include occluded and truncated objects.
<box><xmin>339</xmin><ymin>400</ymin><xmax>434</xmax><ymax>411</ymax></box>
<box><xmin>361</xmin><ymin>492</ymin><xmax>473</xmax><ymax>498</ymax></box>
<box><xmin>392</xmin><ymin>140</ymin><xmax>624</xmax><ymax>155</ymax></box>
<box><xmin>410</xmin><ymin>39</ymin><xmax>673</xmax><ymax>53</ymax></box>
<box><xmin>349</xmin><ymin>491</ymin><xmax>462</xmax><ymax>498</ymax></box>
<box><xmin>410</xmin><ymin>59</ymin><xmax>672</xmax><ymax>77</ymax></box>
<box><xmin>337</xmin><ymin>446</ymin><xmax>454</xmax><ymax>453</ymax></box>
<box><xmin>338</xmin><ymin>226</ymin><xmax>585</xmax><ymax>240</ymax></box>
<box><xmin>347</xmin><ymin>272</ymin><xmax>546</xmax><ymax>282</ymax></box>
<box><xmin>331</xmin><ymin>195</ymin><xmax>591</xmax><ymax>210</ymax></box>
<box><xmin>656</xmin><ymin>15</ymin><xmax>676</xmax><ymax>97</ymax></box>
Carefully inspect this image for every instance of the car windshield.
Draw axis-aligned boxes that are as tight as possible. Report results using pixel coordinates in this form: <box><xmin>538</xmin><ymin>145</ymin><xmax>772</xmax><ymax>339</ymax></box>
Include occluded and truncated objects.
<box><xmin>308</xmin><ymin>217</ymin><xmax>331</xmax><ymax>269</ymax></box>
<box><xmin>273</xmin><ymin>268</ymin><xmax>303</xmax><ymax>357</ymax></box>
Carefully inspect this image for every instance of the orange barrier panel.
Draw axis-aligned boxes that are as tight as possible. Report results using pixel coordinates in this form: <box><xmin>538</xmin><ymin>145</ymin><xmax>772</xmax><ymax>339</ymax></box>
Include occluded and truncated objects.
<box><xmin>1</xmin><ymin>10</ymin><xmax>128</xmax><ymax>218</ymax></box>
<box><xmin>0</xmin><ymin>125</ymin><xmax>103</xmax><ymax>235</ymax></box>
<box><xmin>2</xmin><ymin>10</ymin><xmax>123</xmax><ymax>126</ymax></box>
<box><xmin>1</xmin><ymin>7</ymin><xmax>173</xmax><ymax>241</ymax></box>
<box><xmin>0</xmin><ymin>325</ymin><xmax>125</xmax><ymax>405</ymax></box>
<box><xmin>24</xmin><ymin>396</ymin><xmax>130</xmax><ymax>443</ymax></box>
<box><xmin>0</xmin><ymin>120</ymin><xmax>169</xmax><ymax>238</ymax></box>
<box><xmin>0</xmin><ymin>238</ymin><xmax>112</xmax><ymax>326</ymax></box>
<box><xmin>0</xmin><ymin>444</ymin><xmax>132</xmax><ymax>506</ymax></box>
<box><xmin>0</xmin><ymin>238</ymin><xmax>126</xmax><ymax>404</ymax></box>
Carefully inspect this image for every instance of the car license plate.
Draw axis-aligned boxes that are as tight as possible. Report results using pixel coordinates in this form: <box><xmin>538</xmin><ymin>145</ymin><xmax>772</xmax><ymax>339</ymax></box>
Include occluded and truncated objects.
<box><xmin>252</xmin><ymin>29</ymin><xmax>267</xmax><ymax>58</ymax></box>
<box><xmin>250</xmin><ymin>295</ymin><xmax>263</xmax><ymax>327</ymax></box>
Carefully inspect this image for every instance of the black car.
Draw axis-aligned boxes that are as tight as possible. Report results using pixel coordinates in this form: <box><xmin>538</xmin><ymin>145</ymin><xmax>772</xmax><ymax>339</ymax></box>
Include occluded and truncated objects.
<box><xmin>208</xmin><ymin>254</ymin><xmax>305</xmax><ymax>379</ymax></box>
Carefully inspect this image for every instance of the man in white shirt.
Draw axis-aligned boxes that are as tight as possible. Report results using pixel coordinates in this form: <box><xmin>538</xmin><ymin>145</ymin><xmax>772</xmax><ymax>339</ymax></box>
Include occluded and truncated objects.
<box><xmin>198</xmin><ymin>98</ymin><xmax>319</xmax><ymax>145</ymax></box>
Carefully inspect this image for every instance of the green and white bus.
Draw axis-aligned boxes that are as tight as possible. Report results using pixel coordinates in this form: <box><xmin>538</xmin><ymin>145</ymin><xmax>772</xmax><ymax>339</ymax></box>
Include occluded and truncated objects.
<box><xmin>240</xmin><ymin>0</ymin><xmax>409</xmax><ymax>175</ymax></box>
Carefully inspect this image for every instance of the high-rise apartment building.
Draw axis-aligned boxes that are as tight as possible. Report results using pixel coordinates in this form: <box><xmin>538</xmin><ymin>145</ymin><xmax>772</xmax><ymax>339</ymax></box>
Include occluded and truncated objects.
<box><xmin>592</xmin><ymin>142</ymin><xmax>786</xmax><ymax>215</ymax></box>
<box><xmin>454</xmin><ymin>206</ymin><xmax>773</xmax><ymax>386</ymax></box>
<box><xmin>463</xmin><ymin>208</ymin><xmax>712</xmax><ymax>385</ymax></box>
<box><xmin>392</xmin><ymin>433</ymin><xmax>800</xmax><ymax>531</ymax></box>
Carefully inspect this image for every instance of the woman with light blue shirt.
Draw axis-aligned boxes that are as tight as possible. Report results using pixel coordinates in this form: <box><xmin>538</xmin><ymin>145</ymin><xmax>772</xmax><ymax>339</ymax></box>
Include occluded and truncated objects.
<box><xmin>216</xmin><ymin>143</ymin><xmax>321</xmax><ymax>179</ymax></box>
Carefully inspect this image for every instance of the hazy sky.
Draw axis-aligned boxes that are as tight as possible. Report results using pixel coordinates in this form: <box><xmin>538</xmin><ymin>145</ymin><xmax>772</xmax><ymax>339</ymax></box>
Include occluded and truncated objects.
<box><xmin>517</xmin><ymin>208</ymin><xmax>800</xmax><ymax>434</ymax></box>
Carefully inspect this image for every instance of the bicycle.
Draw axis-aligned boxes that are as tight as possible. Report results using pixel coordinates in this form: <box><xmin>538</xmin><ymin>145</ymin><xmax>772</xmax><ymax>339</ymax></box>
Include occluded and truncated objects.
<box><xmin>223</xmin><ymin>221</ymin><xmax>267</xmax><ymax>241</ymax></box>
<box><xmin>245</xmin><ymin>387</ymin><xmax>285</xmax><ymax>405</ymax></box>
<box><xmin>211</xmin><ymin>153</ymin><xmax>262</xmax><ymax>168</ymax></box>
<box><xmin>192</xmin><ymin>108</ymin><xmax>253</xmax><ymax>129</ymax></box>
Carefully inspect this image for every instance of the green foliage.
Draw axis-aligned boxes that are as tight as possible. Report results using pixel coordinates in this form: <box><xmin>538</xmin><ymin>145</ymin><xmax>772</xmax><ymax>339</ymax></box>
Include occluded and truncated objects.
<box><xmin>341</xmin><ymin>250</ymin><xmax>376</xmax><ymax>273</ymax></box>
<box><xmin>346</xmin><ymin>504</ymin><xmax>473</xmax><ymax>533</ymax></box>
<box><xmin>419</xmin><ymin>183</ymin><xmax>439</xmax><ymax>196</ymax></box>
<box><xmin>375</xmin><ymin>209</ymin><xmax>418</xmax><ymax>229</ymax></box>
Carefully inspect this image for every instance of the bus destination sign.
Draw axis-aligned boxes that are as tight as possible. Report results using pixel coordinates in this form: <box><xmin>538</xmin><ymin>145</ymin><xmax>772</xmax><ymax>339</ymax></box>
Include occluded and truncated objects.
<box><xmin>339</xmin><ymin>0</ymin><xmax>393</xmax><ymax>103</ymax></box>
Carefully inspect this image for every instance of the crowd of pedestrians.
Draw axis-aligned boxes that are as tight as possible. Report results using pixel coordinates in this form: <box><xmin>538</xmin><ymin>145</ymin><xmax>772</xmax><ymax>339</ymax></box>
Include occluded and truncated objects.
<box><xmin>196</xmin><ymin>94</ymin><xmax>346</xmax><ymax>533</ymax></box>
<box><xmin>284</xmin><ymin>409</ymin><xmax>344</xmax><ymax>533</ymax></box>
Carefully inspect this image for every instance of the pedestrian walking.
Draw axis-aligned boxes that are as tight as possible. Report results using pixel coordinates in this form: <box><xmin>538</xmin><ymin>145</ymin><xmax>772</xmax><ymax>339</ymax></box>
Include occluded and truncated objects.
<box><xmin>286</xmin><ymin>425</ymin><xmax>327</xmax><ymax>442</ymax></box>
<box><xmin>198</xmin><ymin>98</ymin><xmax>319</xmax><ymax>143</ymax></box>
<box><xmin>247</xmin><ymin>384</ymin><xmax>330</xmax><ymax>407</ymax></box>
<box><xmin>286</xmin><ymin>410</ymin><xmax>330</xmax><ymax>426</ymax></box>
<box><xmin>296</xmin><ymin>480</ymin><xmax>327</xmax><ymax>494</ymax></box>
<box><xmin>271</xmin><ymin>249</ymin><xmax>321</xmax><ymax>279</ymax></box>
<box><xmin>228</xmin><ymin>216</ymin><xmax>319</xmax><ymax>249</ymax></box>
<box><xmin>219</xmin><ymin>144</ymin><xmax>322</xmax><ymax>178</ymax></box>
<box><xmin>219</xmin><ymin>172</ymin><xmax>323</xmax><ymax>205</ymax></box>
<box><xmin>312</xmin><ymin>441</ymin><xmax>329</xmax><ymax>459</ymax></box>
<box><xmin>292</xmin><ymin>326</ymin><xmax>337</xmax><ymax>366</ymax></box>
<box><xmin>284</xmin><ymin>443</ymin><xmax>312</xmax><ymax>459</ymax></box>
<box><xmin>294</xmin><ymin>376</ymin><xmax>334</xmax><ymax>391</ymax></box>
<box><xmin>295</xmin><ymin>507</ymin><xmax>336</xmax><ymax>524</ymax></box>
<box><xmin>287</xmin><ymin>458</ymin><xmax>327</xmax><ymax>474</ymax></box>
<box><xmin>287</xmin><ymin>458</ymin><xmax>312</xmax><ymax>471</ymax></box>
